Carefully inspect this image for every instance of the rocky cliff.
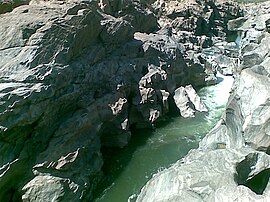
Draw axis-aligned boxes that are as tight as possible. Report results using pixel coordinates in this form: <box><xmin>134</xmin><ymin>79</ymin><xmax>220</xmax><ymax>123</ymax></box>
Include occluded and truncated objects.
<box><xmin>137</xmin><ymin>1</ymin><xmax>270</xmax><ymax>202</ymax></box>
<box><xmin>0</xmin><ymin>0</ymin><xmax>243</xmax><ymax>201</ymax></box>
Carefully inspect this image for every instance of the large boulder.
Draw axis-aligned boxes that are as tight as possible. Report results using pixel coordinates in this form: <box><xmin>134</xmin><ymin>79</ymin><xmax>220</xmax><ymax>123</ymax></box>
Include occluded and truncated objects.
<box><xmin>173</xmin><ymin>85</ymin><xmax>207</xmax><ymax>118</ymax></box>
<box><xmin>136</xmin><ymin>147</ymin><xmax>270</xmax><ymax>202</ymax></box>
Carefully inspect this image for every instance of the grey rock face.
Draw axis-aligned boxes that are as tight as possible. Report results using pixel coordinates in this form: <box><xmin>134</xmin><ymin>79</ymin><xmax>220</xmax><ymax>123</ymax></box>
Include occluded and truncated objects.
<box><xmin>137</xmin><ymin>2</ymin><xmax>270</xmax><ymax>202</ymax></box>
<box><xmin>155</xmin><ymin>0</ymin><xmax>242</xmax><ymax>36</ymax></box>
<box><xmin>173</xmin><ymin>86</ymin><xmax>195</xmax><ymax>118</ymax></box>
<box><xmin>137</xmin><ymin>148</ymin><xmax>270</xmax><ymax>202</ymax></box>
<box><xmin>173</xmin><ymin>84</ymin><xmax>207</xmax><ymax>118</ymax></box>
<box><xmin>185</xmin><ymin>85</ymin><xmax>207</xmax><ymax>112</ymax></box>
<box><xmin>0</xmin><ymin>0</ymin><xmax>217</xmax><ymax>201</ymax></box>
<box><xmin>99</xmin><ymin>0</ymin><xmax>159</xmax><ymax>33</ymax></box>
<box><xmin>22</xmin><ymin>175</ymin><xmax>81</xmax><ymax>202</ymax></box>
<box><xmin>0</xmin><ymin>0</ymin><xmax>244</xmax><ymax>201</ymax></box>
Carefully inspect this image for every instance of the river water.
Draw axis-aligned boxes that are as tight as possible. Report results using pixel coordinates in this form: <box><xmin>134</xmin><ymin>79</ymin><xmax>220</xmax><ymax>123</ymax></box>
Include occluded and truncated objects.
<box><xmin>94</xmin><ymin>73</ymin><xmax>234</xmax><ymax>202</ymax></box>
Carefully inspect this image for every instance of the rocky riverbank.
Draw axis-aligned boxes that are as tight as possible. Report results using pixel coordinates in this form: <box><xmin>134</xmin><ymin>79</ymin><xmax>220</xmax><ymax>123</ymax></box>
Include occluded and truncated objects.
<box><xmin>137</xmin><ymin>1</ymin><xmax>270</xmax><ymax>202</ymax></box>
<box><xmin>0</xmin><ymin>0</ymin><xmax>244</xmax><ymax>201</ymax></box>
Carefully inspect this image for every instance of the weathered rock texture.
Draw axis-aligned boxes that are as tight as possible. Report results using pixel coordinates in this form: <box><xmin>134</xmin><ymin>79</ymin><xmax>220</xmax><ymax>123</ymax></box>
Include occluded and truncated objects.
<box><xmin>137</xmin><ymin>1</ymin><xmax>270</xmax><ymax>202</ymax></box>
<box><xmin>173</xmin><ymin>84</ymin><xmax>207</xmax><ymax>118</ymax></box>
<box><xmin>0</xmin><ymin>0</ymin><xmax>243</xmax><ymax>201</ymax></box>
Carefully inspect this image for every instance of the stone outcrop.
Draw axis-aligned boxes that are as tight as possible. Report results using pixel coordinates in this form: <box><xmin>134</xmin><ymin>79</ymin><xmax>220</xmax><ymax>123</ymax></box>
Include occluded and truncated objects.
<box><xmin>173</xmin><ymin>84</ymin><xmax>207</xmax><ymax>118</ymax></box>
<box><xmin>137</xmin><ymin>1</ymin><xmax>270</xmax><ymax>202</ymax></box>
<box><xmin>0</xmin><ymin>0</ymin><xmax>244</xmax><ymax>201</ymax></box>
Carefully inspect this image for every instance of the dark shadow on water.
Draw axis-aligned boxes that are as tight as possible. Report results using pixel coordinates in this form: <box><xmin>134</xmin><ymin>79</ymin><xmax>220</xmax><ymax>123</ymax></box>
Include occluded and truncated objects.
<box><xmin>92</xmin><ymin>112</ymin><xmax>207</xmax><ymax>201</ymax></box>
<box><xmin>93</xmin><ymin>131</ymin><xmax>152</xmax><ymax>200</ymax></box>
<box><xmin>92</xmin><ymin>118</ymin><xmax>174</xmax><ymax>201</ymax></box>
<box><xmin>92</xmin><ymin>77</ymin><xmax>228</xmax><ymax>201</ymax></box>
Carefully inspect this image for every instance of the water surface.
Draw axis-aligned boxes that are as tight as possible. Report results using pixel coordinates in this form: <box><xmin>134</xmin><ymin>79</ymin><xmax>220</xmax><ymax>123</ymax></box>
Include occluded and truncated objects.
<box><xmin>94</xmin><ymin>73</ymin><xmax>234</xmax><ymax>202</ymax></box>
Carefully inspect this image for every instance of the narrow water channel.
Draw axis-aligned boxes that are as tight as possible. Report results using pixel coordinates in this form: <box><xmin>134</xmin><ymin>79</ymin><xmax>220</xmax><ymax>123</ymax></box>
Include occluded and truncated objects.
<box><xmin>94</xmin><ymin>73</ymin><xmax>234</xmax><ymax>202</ymax></box>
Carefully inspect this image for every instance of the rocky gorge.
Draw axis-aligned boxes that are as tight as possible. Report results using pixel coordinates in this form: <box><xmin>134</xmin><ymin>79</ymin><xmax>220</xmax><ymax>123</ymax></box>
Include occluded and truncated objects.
<box><xmin>137</xmin><ymin>1</ymin><xmax>270</xmax><ymax>202</ymax></box>
<box><xmin>0</xmin><ymin>0</ymin><xmax>267</xmax><ymax>201</ymax></box>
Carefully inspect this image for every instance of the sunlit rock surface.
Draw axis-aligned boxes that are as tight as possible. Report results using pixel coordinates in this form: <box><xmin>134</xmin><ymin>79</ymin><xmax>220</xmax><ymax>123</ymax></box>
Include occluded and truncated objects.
<box><xmin>137</xmin><ymin>1</ymin><xmax>270</xmax><ymax>202</ymax></box>
<box><xmin>173</xmin><ymin>85</ymin><xmax>207</xmax><ymax>118</ymax></box>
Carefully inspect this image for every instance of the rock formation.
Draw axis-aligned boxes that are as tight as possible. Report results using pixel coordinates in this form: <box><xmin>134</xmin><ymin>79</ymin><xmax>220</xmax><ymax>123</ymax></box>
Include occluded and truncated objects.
<box><xmin>137</xmin><ymin>1</ymin><xmax>270</xmax><ymax>202</ymax></box>
<box><xmin>173</xmin><ymin>84</ymin><xmax>207</xmax><ymax>118</ymax></box>
<box><xmin>0</xmin><ymin>0</ymin><xmax>244</xmax><ymax>201</ymax></box>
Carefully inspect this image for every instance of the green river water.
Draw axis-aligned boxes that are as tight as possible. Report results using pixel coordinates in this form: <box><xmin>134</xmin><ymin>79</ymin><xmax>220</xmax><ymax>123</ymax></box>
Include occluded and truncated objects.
<box><xmin>94</xmin><ymin>73</ymin><xmax>234</xmax><ymax>202</ymax></box>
